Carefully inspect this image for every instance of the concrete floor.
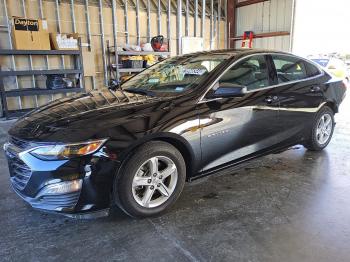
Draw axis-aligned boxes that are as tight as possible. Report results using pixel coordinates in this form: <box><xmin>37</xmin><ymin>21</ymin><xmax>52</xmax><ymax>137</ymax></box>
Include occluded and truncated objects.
<box><xmin>0</xmin><ymin>96</ymin><xmax>350</xmax><ymax>262</ymax></box>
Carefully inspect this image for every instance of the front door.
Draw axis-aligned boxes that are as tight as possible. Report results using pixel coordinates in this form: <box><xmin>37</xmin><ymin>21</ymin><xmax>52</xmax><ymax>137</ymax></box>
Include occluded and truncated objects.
<box><xmin>197</xmin><ymin>55</ymin><xmax>281</xmax><ymax>173</ymax></box>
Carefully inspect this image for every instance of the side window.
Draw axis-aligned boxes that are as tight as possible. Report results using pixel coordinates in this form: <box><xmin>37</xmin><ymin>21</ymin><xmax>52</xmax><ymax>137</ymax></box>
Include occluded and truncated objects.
<box><xmin>272</xmin><ymin>55</ymin><xmax>308</xmax><ymax>83</ymax></box>
<box><xmin>219</xmin><ymin>55</ymin><xmax>269</xmax><ymax>91</ymax></box>
<box><xmin>305</xmin><ymin>61</ymin><xmax>322</xmax><ymax>77</ymax></box>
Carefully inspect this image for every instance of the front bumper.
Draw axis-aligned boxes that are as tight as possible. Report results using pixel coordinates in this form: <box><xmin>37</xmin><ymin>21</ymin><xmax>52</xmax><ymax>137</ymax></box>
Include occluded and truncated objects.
<box><xmin>4</xmin><ymin>140</ymin><xmax>119</xmax><ymax>218</ymax></box>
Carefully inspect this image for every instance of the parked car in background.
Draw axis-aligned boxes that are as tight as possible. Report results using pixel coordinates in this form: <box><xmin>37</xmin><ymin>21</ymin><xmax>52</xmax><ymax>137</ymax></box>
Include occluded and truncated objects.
<box><xmin>311</xmin><ymin>57</ymin><xmax>349</xmax><ymax>83</ymax></box>
<box><xmin>3</xmin><ymin>50</ymin><xmax>347</xmax><ymax>218</ymax></box>
<box><xmin>345</xmin><ymin>59</ymin><xmax>350</xmax><ymax>78</ymax></box>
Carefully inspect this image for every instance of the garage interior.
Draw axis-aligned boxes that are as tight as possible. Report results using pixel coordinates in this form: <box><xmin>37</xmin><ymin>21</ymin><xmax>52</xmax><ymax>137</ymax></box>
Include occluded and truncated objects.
<box><xmin>0</xmin><ymin>0</ymin><xmax>350</xmax><ymax>261</ymax></box>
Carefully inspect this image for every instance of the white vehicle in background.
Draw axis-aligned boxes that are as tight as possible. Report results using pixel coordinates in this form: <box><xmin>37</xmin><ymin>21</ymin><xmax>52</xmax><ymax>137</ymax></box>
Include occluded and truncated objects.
<box><xmin>310</xmin><ymin>56</ymin><xmax>349</xmax><ymax>83</ymax></box>
<box><xmin>345</xmin><ymin>60</ymin><xmax>350</xmax><ymax>78</ymax></box>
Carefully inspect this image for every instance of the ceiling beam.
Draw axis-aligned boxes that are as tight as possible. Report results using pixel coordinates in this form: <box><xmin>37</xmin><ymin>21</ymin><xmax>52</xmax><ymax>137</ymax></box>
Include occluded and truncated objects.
<box><xmin>159</xmin><ymin>0</ymin><xmax>167</xmax><ymax>10</ymax></box>
<box><xmin>139</xmin><ymin>0</ymin><xmax>148</xmax><ymax>9</ymax></box>
<box><xmin>170</xmin><ymin>0</ymin><xmax>177</xmax><ymax>11</ymax></box>
<box><xmin>187</xmin><ymin>0</ymin><xmax>195</xmax><ymax>13</ymax></box>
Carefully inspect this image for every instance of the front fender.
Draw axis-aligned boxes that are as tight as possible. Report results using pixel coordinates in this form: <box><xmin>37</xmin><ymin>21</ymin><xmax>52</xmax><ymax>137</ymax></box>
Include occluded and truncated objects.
<box><xmin>107</xmin><ymin>131</ymin><xmax>201</xmax><ymax>179</ymax></box>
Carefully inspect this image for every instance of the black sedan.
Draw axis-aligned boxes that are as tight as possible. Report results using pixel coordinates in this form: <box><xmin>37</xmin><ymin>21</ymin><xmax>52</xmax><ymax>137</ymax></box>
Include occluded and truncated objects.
<box><xmin>4</xmin><ymin>50</ymin><xmax>346</xmax><ymax>218</ymax></box>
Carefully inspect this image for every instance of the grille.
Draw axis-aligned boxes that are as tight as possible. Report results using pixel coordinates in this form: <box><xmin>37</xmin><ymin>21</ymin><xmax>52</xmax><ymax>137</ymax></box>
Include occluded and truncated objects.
<box><xmin>10</xmin><ymin>136</ymin><xmax>31</xmax><ymax>150</ymax></box>
<box><xmin>6</xmin><ymin>137</ymin><xmax>33</xmax><ymax>191</ymax></box>
<box><xmin>36</xmin><ymin>191</ymin><xmax>81</xmax><ymax>210</ymax></box>
<box><xmin>8</xmin><ymin>154</ymin><xmax>32</xmax><ymax>191</ymax></box>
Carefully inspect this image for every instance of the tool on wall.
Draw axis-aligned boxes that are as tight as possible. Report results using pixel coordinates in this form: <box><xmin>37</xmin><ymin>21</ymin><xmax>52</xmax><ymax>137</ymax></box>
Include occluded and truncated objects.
<box><xmin>241</xmin><ymin>31</ymin><xmax>254</xmax><ymax>48</ymax></box>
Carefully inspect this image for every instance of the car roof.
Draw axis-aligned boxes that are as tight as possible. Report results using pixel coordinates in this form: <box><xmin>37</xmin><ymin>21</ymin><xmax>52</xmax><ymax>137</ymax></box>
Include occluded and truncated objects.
<box><xmin>180</xmin><ymin>49</ymin><xmax>291</xmax><ymax>58</ymax></box>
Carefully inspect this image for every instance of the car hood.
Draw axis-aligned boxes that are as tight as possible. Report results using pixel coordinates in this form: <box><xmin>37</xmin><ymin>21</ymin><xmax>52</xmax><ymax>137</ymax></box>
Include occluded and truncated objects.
<box><xmin>8</xmin><ymin>89</ymin><xmax>165</xmax><ymax>142</ymax></box>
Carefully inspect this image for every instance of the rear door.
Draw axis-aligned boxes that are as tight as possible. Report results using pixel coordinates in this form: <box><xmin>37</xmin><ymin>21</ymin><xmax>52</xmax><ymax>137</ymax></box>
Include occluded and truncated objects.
<box><xmin>197</xmin><ymin>55</ymin><xmax>281</xmax><ymax>172</ymax></box>
<box><xmin>269</xmin><ymin>54</ymin><xmax>326</xmax><ymax>144</ymax></box>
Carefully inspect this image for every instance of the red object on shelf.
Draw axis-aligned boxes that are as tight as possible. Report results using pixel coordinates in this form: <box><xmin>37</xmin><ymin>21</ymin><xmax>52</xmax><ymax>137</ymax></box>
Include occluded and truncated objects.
<box><xmin>241</xmin><ymin>31</ymin><xmax>254</xmax><ymax>48</ymax></box>
<box><xmin>151</xmin><ymin>35</ymin><xmax>164</xmax><ymax>51</ymax></box>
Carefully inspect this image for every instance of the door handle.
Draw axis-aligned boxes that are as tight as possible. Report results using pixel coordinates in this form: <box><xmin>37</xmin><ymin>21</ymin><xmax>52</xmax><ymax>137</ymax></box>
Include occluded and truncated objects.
<box><xmin>310</xmin><ymin>86</ymin><xmax>321</xmax><ymax>92</ymax></box>
<box><xmin>264</xmin><ymin>96</ymin><xmax>278</xmax><ymax>104</ymax></box>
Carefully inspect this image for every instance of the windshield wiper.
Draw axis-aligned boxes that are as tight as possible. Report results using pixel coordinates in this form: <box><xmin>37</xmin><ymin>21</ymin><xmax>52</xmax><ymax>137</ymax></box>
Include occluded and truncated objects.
<box><xmin>124</xmin><ymin>88</ymin><xmax>156</xmax><ymax>97</ymax></box>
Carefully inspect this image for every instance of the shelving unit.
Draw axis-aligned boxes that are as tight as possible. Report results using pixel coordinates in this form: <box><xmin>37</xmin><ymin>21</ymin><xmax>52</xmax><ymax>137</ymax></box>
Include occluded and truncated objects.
<box><xmin>0</xmin><ymin>48</ymin><xmax>85</xmax><ymax>119</ymax></box>
<box><xmin>115</xmin><ymin>51</ymin><xmax>171</xmax><ymax>56</ymax></box>
<box><xmin>106</xmin><ymin>40</ymin><xmax>171</xmax><ymax>85</ymax></box>
<box><xmin>0</xmin><ymin>50</ymin><xmax>81</xmax><ymax>55</ymax></box>
<box><xmin>118</xmin><ymin>68</ymin><xmax>144</xmax><ymax>73</ymax></box>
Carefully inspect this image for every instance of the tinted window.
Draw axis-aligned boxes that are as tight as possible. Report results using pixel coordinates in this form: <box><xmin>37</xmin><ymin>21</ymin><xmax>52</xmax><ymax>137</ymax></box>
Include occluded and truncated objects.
<box><xmin>305</xmin><ymin>61</ymin><xmax>321</xmax><ymax>77</ymax></box>
<box><xmin>219</xmin><ymin>55</ymin><xmax>269</xmax><ymax>91</ymax></box>
<box><xmin>272</xmin><ymin>55</ymin><xmax>307</xmax><ymax>83</ymax></box>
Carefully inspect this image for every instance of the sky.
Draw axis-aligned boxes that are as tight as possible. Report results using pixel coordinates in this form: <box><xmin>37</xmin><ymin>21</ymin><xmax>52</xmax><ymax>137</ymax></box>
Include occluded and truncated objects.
<box><xmin>293</xmin><ymin>0</ymin><xmax>350</xmax><ymax>56</ymax></box>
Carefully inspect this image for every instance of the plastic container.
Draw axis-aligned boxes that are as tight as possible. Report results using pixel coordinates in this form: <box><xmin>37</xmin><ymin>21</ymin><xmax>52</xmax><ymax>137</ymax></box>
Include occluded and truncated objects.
<box><xmin>121</xmin><ymin>60</ymin><xmax>144</xmax><ymax>69</ymax></box>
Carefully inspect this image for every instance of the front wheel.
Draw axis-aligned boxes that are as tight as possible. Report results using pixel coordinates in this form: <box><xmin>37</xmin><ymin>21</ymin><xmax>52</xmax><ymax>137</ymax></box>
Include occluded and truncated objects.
<box><xmin>114</xmin><ymin>141</ymin><xmax>186</xmax><ymax>218</ymax></box>
<box><xmin>304</xmin><ymin>106</ymin><xmax>335</xmax><ymax>151</ymax></box>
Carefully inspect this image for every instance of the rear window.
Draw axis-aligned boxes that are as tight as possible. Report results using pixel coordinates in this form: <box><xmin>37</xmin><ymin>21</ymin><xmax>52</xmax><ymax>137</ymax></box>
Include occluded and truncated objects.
<box><xmin>272</xmin><ymin>55</ymin><xmax>308</xmax><ymax>83</ymax></box>
<box><xmin>304</xmin><ymin>61</ymin><xmax>322</xmax><ymax>77</ymax></box>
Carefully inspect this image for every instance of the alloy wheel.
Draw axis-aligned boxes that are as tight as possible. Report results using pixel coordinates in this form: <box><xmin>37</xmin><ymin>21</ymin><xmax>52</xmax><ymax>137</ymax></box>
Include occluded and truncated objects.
<box><xmin>316</xmin><ymin>113</ymin><xmax>333</xmax><ymax>145</ymax></box>
<box><xmin>132</xmin><ymin>156</ymin><xmax>178</xmax><ymax>208</ymax></box>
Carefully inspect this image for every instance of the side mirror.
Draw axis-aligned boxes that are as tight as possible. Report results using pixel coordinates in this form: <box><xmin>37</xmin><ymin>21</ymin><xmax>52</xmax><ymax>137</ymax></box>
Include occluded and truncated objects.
<box><xmin>207</xmin><ymin>82</ymin><xmax>247</xmax><ymax>99</ymax></box>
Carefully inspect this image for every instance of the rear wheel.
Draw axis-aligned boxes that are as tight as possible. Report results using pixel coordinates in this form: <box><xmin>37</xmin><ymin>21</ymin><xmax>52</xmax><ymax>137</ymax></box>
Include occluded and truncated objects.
<box><xmin>304</xmin><ymin>106</ymin><xmax>335</xmax><ymax>151</ymax></box>
<box><xmin>114</xmin><ymin>141</ymin><xmax>186</xmax><ymax>218</ymax></box>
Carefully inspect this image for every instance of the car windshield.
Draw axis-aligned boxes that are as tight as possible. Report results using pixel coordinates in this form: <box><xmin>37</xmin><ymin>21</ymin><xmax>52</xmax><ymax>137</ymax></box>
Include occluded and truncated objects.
<box><xmin>121</xmin><ymin>54</ymin><xmax>230</xmax><ymax>96</ymax></box>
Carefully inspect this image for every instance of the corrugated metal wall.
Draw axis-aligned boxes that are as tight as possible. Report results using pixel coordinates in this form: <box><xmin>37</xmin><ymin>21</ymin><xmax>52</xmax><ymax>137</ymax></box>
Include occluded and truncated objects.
<box><xmin>0</xmin><ymin>0</ymin><xmax>226</xmax><ymax>114</ymax></box>
<box><xmin>235</xmin><ymin>0</ymin><xmax>294</xmax><ymax>51</ymax></box>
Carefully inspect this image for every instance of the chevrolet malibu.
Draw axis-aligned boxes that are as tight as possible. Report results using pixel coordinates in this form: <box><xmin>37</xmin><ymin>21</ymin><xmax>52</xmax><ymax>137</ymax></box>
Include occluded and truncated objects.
<box><xmin>4</xmin><ymin>50</ymin><xmax>346</xmax><ymax>218</ymax></box>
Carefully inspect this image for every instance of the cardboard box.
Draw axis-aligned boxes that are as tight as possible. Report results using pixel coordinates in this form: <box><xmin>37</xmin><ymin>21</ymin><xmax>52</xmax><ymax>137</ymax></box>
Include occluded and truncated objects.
<box><xmin>50</xmin><ymin>33</ymin><xmax>79</xmax><ymax>51</ymax></box>
<box><xmin>12</xmin><ymin>17</ymin><xmax>50</xmax><ymax>50</ymax></box>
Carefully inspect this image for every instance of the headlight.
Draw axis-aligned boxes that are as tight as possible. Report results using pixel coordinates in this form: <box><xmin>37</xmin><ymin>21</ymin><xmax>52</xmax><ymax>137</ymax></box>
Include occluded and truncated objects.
<box><xmin>29</xmin><ymin>139</ymin><xmax>108</xmax><ymax>160</ymax></box>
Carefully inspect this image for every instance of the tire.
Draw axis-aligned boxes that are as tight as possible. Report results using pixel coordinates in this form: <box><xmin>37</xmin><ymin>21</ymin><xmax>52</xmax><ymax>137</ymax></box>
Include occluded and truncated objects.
<box><xmin>114</xmin><ymin>141</ymin><xmax>186</xmax><ymax>218</ymax></box>
<box><xmin>304</xmin><ymin>106</ymin><xmax>335</xmax><ymax>151</ymax></box>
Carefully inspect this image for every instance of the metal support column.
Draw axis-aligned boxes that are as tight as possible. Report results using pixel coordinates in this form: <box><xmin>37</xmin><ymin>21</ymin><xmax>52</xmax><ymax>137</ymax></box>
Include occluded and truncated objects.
<box><xmin>70</xmin><ymin>0</ymin><xmax>82</xmax><ymax>92</ymax></box>
<box><xmin>214</xmin><ymin>10</ymin><xmax>217</xmax><ymax>49</ymax></box>
<box><xmin>177</xmin><ymin>0</ymin><xmax>182</xmax><ymax>54</ymax></box>
<box><xmin>55</xmin><ymin>0</ymin><xmax>66</xmax><ymax>85</ymax></box>
<box><xmin>136</xmin><ymin>0</ymin><xmax>140</xmax><ymax>46</ymax></box>
<box><xmin>210</xmin><ymin>0</ymin><xmax>214</xmax><ymax>49</ymax></box>
<box><xmin>111</xmin><ymin>0</ymin><xmax>119</xmax><ymax>80</ymax></box>
<box><xmin>124</xmin><ymin>0</ymin><xmax>129</xmax><ymax>44</ymax></box>
<box><xmin>99</xmin><ymin>0</ymin><xmax>108</xmax><ymax>86</ymax></box>
<box><xmin>201</xmin><ymin>0</ymin><xmax>205</xmax><ymax>39</ymax></box>
<box><xmin>224</xmin><ymin>0</ymin><xmax>228</xmax><ymax>48</ymax></box>
<box><xmin>185</xmin><ymin>0</ymin><xmax>189</xmax><ymax>36</ymax></box>
<box><xmin>3</xmin><ymin>0</ymin><xmax>21</xmax><ymax>109</ymax></box>
<box><xmin>84</xmin><ymin>0</ymin><xmax>96</xmax><ymax>90</ymax></box>
<box><xmin>70</xmin><ymin>0</ymin><xmax>77</xmax><ymax>33</ymax></box>
<box><xmin>167</xmin><ymin>0</ymin><xmax>171</xmax><ymax>51</ymax></box>
<box><xmin>157</xmin><ymin>0</ymin><xmax>161</xmax><ymax>35</ymax></box>
<box><xmin>147</xmin><ymin>0</ymin><xmax>151</xmax><ymax>42</ymax></box>
<box><xmin>39</xmin><ymin>0</ymin><xmax>53</xmax><ymax>101</ymax></box>
<box><xmin>217</xmin><ymin>0</ymin><xmax>221</xmax><ymax>48</ymax></box>
<box><xmin>21</xmin><ymin>0</ymin><xmax>38</xmax><ymax>107</ymax></box>
<box><xmin>289</xmin><ymin>0</ymin><xmax>296</xmax><ymax>52</ymax></box>
<box><xmin>85</xmin><ymin>0</ymin><xmax>92</xmax><ymax>50</ymax></box>
<box><xmin>227</xmin><ymin>0</ymin><xmax>236</xmax><ymax>48</ymax></box>
<box><xmin>194</xmin><ymin>0</ymin><xmax>198</xmax><ymax>37</ymax></box>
